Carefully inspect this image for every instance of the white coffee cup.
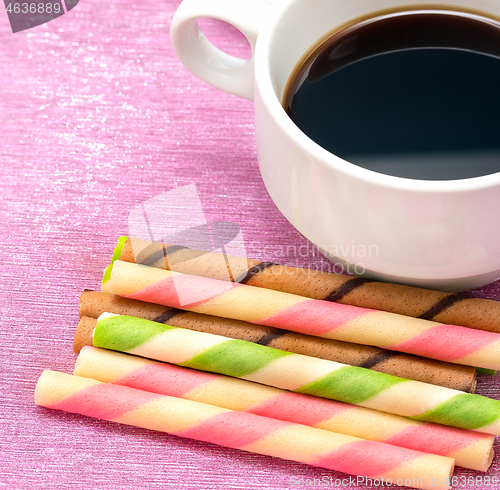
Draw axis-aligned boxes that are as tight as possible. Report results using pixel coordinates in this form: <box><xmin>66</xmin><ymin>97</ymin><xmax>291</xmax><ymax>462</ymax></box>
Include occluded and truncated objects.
<box><xmin>170</xmin><ymin>0</ymin><xmax>500</xmax><ymax>291</ymax></box>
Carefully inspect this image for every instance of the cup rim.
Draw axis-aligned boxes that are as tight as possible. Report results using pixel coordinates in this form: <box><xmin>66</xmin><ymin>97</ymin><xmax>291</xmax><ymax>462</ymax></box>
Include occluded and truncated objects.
<box><xmin>254</xmin><ymin>1</ymin><xmax>500</xmax><ymax>194</ymax></box>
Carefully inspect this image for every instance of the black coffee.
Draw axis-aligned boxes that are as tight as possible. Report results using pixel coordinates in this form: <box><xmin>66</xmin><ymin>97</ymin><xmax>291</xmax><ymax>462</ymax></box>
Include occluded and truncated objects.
<box><xmin>283</xmin><ymin>10</ymin><xmax>500</xmax><ymax>180</ymax></box>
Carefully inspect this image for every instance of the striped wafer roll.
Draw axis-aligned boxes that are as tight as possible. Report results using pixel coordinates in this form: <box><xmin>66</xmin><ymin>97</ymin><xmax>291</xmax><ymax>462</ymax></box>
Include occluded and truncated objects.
<box><xmin>35</xmin><ymin>370</ymin><xmax>455</xmax><ymax>490</ymax></box>
<box><xmin>104</xmin><ymin>260</ymin><xmax>500</xmax><ymax>371</ymax></box>
<box><xmin>77</xmin><ymin>291</ymin><xmax>478</xmax><ymax>392</ymax></box>
<box><xmin>112</xmin><ymin>237</ymin><xmax>500</xmax><ymax>333</ymax></box>
<box><xmin>74</xmin><ymin>346</ymin><xmax>495</xmax><ymax>471</ymax></box>
<box><xmin>91</xmin><ymin>313</ymin><xmax>500</xmax><ymax>436</ymax></box>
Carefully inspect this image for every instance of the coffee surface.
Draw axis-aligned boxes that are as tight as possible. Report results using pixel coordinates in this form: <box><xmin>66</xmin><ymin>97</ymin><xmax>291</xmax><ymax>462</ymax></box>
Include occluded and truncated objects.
<box><xmin>283</xmin><ymin>11</ymin><xmax>500</xmax><ymax>180</ymax></box>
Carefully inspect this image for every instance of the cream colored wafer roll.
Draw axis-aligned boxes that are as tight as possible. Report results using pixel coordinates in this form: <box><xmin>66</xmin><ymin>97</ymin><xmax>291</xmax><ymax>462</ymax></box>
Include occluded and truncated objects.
<box><xmin>74</xmin><ymin>346</ymin><xmax>494</xmax><ymax>471</ymax></box>
<box><xmin>35</xmin><ymin>369</ymin><xmax>455</xmax><ymax>490</ymax></box>
<box><xmin>103</xmin><ymin>260</ymin><xmax>500</xmax><ymax>370</ymax></box>
<box><xmin>110</xmin><ymin>237</ymin><xmax>500</xmax><ymax>333</ymax></box>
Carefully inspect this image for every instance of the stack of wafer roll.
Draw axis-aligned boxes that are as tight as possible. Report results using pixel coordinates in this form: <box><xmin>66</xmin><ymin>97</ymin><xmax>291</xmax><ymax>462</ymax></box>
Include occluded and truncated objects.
<box><xmin>73</xmin><ymin>346</ymin><xmax>495</xmax><ymax>472</ymax></box>
<box><xmin>35</xmin><ymin>237</ymin><xmax>500</xmax><ymax>489</ymax></box>
<box><xmin>35</xmin><ymin>369</ymin><xmax>456</xmax><ymax>490</ymax></box>
<box><xmin>102</xmin><ymin>259</ymin><xmax>500</xmax><ymax>371</ymax></box>
<box><xmin>35</xmin><ymin>236</ymin><xmax>500</xmax><ymax>489</ymax></box>
<box><xmin>37</xmin><ymin>309</ymin><xmax>496</xmax><ymax>488</ymax></box>
<box><xmin>86</xmin><ymin>313</ymin><xmax>500</xmax><ymax>435</ymax></box>
<box><xmin>77</xmin><ymin>291</ymin><xmax>478</xmax><ymax>392</ymax></box>
<box><xmin>110</xmin><ymin>236</ymin><xmax>500</xmax><ymax>333</ymax></box>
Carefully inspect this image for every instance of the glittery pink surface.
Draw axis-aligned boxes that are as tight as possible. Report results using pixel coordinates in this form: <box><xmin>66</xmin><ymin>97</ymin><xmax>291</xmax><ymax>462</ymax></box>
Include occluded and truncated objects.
<box><xmin>1</xmin><ymin>1</ymin><xmax>500</xmax><ymax>489</ymax></box>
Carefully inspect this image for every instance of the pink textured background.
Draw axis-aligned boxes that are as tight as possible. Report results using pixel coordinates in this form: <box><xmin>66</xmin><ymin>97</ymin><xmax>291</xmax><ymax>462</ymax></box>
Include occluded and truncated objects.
<box><xmin>1</xmin><ymin>1</ymin><xmax>500</xmax><ymax>489</ymax></box>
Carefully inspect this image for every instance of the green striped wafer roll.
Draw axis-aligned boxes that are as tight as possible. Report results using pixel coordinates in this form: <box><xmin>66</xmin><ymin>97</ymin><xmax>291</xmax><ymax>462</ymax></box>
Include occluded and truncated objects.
<box><xmin>92</xmin><ymin>313</ymin><xmax>500</xmax><ymax>436</ymax></box>
<box><xmin>74</xmin><ymin>346</ymin><xmax>495</xmax><ymax>471</ymax></box>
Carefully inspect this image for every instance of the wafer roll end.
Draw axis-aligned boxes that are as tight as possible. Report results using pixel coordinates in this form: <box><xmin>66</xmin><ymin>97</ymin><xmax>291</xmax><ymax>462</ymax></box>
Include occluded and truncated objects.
<box><xmin>80</xmin><ymin>290</ymin><xmax>175</xmax><ymax>321</ymax></box>
<box><xmin>34</xmin><ymin>370</ymin><xmax>53</xmax><ymax>406</ymax></box>
<box><xmin>117</xmin><ymin>236</ymin><xmax>131</xmax><ymax>261</ymax></box>
<box><xmin>101</xmin><ymin>236</ymin><xmax>129</xmax><ymax>292</ymax></box>
<box><xmin>74</xmin><ymin>317</ymin><xmax>97</xmax><ymax>353</ymax></box>
<box><xmin>473</xmin><ymin>440</ymin><xmax>495</xmax><ymax>472</ymax></box>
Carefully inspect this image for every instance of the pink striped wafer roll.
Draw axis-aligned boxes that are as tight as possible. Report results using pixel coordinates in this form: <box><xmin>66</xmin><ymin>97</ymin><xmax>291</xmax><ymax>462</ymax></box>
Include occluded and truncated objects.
<box><xmin>104</xmin><ymin>260</ymin><xmax>500</xmax><ymax>370</ymax></box>
<box><xmin>35</xmin><ymin>370</ymin><xmax>455</xmax><ymax>490</ymax></box>
<box><xmin>74</xmin><ymin>346</ymin><xmax>495</xmax><ymax>471</ymax></box>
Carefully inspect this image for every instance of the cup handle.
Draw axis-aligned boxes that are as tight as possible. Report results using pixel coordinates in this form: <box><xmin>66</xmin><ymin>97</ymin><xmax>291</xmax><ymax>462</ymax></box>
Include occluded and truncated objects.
<box><xmin>170</xmin><ymin>0</ymin><xmax>274</xmax><ymax>101</ymax></box>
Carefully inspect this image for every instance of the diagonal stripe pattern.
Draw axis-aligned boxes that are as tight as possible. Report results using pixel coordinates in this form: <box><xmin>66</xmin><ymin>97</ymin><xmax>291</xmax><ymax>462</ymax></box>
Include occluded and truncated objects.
<box><xmin>77</xmin><ymin>290</ymin><xmax>479</xmax><ymax>392</ymax></box>
<box><xmin>91</xmin><ymin>313</ymin><xmax>500</xmax><ymax>436</ymax></box>
<box><xmin>73</xmin><ymin>346</ymin><xmax>495</xmax><ymax>471</ymax></box>
<box><xmin>35</xmin><ymin>370</ymin><xmax>455</xmax><ymax>490</ymax></box>
<box><xmin>113</xmin><ymin>237</ymin><xmax>500</xmax><ymax>334</ymax></box>
<box><xmin>105</xmin><ymin>260</ymin><xmax>500</xmax><ymax>370</ymax></box>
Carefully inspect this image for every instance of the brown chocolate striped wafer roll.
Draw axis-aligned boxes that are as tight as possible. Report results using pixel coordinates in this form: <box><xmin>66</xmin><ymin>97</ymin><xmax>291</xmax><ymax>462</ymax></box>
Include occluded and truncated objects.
<box><xmin>113</xmin><ymin>237</ymin><xmax>500</xmax><ymax>333</ymax></box>
<box><xmin>78</xmin><ymin>290</ymin><xmax>477</xmax><ymax>392</ymax></box>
